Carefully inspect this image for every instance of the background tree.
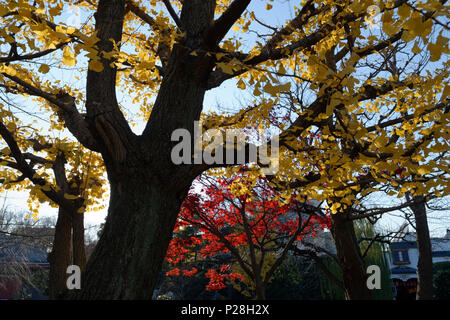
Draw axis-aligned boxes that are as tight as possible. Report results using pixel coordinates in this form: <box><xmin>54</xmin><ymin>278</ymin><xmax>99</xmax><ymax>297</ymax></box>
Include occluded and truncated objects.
<box><xmin>0</xmin><ymin>105</ymin><xmax>107</xmax><ymax>298</ymax></box>
<box><xmin>0</xmin><ymin>205</ymin><xmax>53</xmax><ymax>299</ymax></box>
<box><xmin>165</xmin><ymin>173</ymin><xmax>330</xmax><ymax>299</ymax></box>
<box><xmin>242</xmin><ymin>14</ymin><xmax>449</xmax><ymax>297</ymax></box>
<box><xmin>433</xmin><ymin>261</ymin><xmax>450</xmax><ymax>300</ymax></box>
<box><xmin>265</xmin><ymin>255</ymin><xmax>324</xmax><ymax>300</ymax></box>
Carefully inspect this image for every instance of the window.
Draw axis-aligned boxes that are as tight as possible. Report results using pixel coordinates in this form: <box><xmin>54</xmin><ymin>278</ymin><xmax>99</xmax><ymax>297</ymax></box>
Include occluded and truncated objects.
<box><xmin>392</xmin><ymin>249</ymin><xmax>410</xmax><ymax>264</ymax></box>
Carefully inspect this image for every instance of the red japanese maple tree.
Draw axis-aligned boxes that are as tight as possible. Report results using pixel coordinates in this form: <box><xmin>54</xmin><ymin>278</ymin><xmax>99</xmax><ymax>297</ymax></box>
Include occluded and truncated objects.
<box><xmin>165</xmin><ymin>173</ymin><xmax>331</xmax><ymax>299</ymax></box>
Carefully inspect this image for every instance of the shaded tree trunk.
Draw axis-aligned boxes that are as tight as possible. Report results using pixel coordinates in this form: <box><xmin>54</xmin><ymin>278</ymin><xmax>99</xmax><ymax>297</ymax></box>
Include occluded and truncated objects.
<box><xmin>48</xmin><ymin>208</ymin><xmax>72</xmax><ymax>299</ymax></box>
<box><xmin>255</xmin><ymin>281</ymin><xmax>266</xmax><ymax>300</ymax></box>
<box><xmin>71</xmin><ymin>80</ymin><xmax>206</xmax><ymax>299</ymax></box>
<box><xmin>69</xmin><ymin>0</ymin><xmax>219</xmax><ymax>299</ymax></box>
<box><xmin>48</xmin><ymin>207</ymin><xmax>87</xmax><ymax>299</ymax></box>
<box><xmin>72</xmin><ymin>168</ymin><xmax>189</xmax><ymax>299</ymax></box>
<box><xmin>72</xmin><ymin>211</ymin><xmax>86</xmax><ymax>271</ymax></box>
<box><xmin>48</xmin><ymin>149</ymin><xmax>87</xmax><ymax>299</ymax></box>
<box><xmin>330</xmin><ymin>211</ymin><xmax>372</xmax><ymax>300</ymax></box>
<box><xmin>410</xmin><ymin>195</ymin><xmax>433</xmax><ymax>300</ymax></box>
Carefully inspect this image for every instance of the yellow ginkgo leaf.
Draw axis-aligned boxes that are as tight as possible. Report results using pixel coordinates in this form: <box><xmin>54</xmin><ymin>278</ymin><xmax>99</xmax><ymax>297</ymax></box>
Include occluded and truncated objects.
<box><xmin>397</xmin><ymin>4</ymin><xmax>411</xmax><ymax>19</ymax></box>
<box><xmin>401</xmin><ymin>30</ymin><xmax>415</xmax><ymax>42</ymax></box>
<box><xmin>442</xmin><ymin>84</ymin><xmax>450</xmax><ymax>101</ymax></box>
<box><xmin>412</xmin><ymin>42</ymin><xmax>421</xmax><ymax>54</ymax></box>
<box><xmin>41</xmin><ymin>184</ymin><xmax>52</xmax><ymax>192</ymax></box>
<box><xmin>38</xmin><ymin>64</ymin><xmax>50</xmax><ymax>74</ymax></box>
<box><xmin>330</xmin><ymin>203</ymin><xmax>341</xmax><ymax>214</ymax></box>
<box><xmin>217</xmin><ymin>62</ymin><xmax>234</xmax><ymax>75</ymax></box>
<box><xmin>0</xmin><ymin>147</ymin><xmax>11</xmax><ymax>155</ymax></box>
<box><xmin>417</xmin><ymin>167</ymin><xmax>431</xmax><ymax>175</ymax></box>
<box><xmin>89</xmin><ymin>60</ymin><xmax>104</xmax><ymax>72</ymax></box>
<box><xmin>263</xmin><ymin>82</ymin><xmax>291</xmax><ymax>97</ymax></box>
<box><xmin>62</xmin><ymin>47</ymin><xmax>76</xmax><ymax>66</ymax></box>
<box><xmin>383</xmin><ymin>21</ymin><xmax>399</xmax><ymax>37</ymax></box>
<box><xmin>428</xmin><ymin>42</ymin><xmax>443</xmax><ymax>62</ymax></box>
<box><xmin>253</xmin><ymin>87</ymin><xmax>262</xmax><ymax>96</ymax></box>
<box><xmin>237</xmin><ymin>79</ymin><xmax>246</xmax><ymax>90</ymax></box>
<box><xmin>64</xmin><ymin>193</ymin><xmax>79</xmax><ymax>200</ymax></box>
<box><xmin>77</xmin><ymin>207</ymin><xmax>86</xmax><ymax>213</ymax></box>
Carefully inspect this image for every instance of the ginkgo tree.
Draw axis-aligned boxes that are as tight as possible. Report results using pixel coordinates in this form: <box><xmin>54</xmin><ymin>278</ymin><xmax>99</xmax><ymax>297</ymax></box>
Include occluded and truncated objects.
<box><xmin>0</xmin><ymin>0</ymin><xmax>448</xmax><ymax>299</ymax></box>
<box><xmin>257</xmin><ymin>30</ymin><xmax>449</xmax><ymax>299</ymax></box>
<box><xmin>0</xmin><ymin>97</ymin><xmax>107</xmax><ymax>298</ymax></box>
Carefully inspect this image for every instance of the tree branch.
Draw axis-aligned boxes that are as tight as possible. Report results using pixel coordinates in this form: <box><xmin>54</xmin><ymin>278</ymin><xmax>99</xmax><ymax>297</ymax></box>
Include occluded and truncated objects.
<box><xmin>1</xmin><ymin>74</ymin><xmax>99</xmax><ymax>151</ymax></box>
<box><xmin>161</xmin><ymin>0</ymin><xmax>183</xmax><ymax>30</ymax></box>
<box><xmin>205</xmin><ymin>0</ymin><xmax>251</xmax><ymax>47</ymax></box>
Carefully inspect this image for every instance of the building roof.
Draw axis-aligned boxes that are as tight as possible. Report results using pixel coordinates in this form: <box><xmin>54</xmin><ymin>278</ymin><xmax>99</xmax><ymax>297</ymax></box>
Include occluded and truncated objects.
<box><xmin>390</xmin><ymin>241</ymin><xmax>417</xmax><ymax>249</ymax></box>
<box><xmin>432</xmin><ymin>251</ymin><xmax>450</xmax><ymax>258</ymax></box>
<box><xmin>444</xmin><ymin>229</ymin><xmax>450</xmax><ymax>240</ymax></box>
<box><xmin>391</xmin><ymin>266</ymin><xmax>417</xmax><ymax>274</ymax></box>
<box><xmin>0</xmin><ymin>234</ymin><xmax>49</xmax><ymax>265</ymax></box>
<box><xmin>297</xmin><ymin>231</ymin><xmax>337</xmax><ymax>255</ymax></box>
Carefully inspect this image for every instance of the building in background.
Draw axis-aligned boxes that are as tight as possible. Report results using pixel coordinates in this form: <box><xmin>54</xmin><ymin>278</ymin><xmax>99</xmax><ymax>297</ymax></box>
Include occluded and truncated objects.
<box><xmin>0</xmin><ymin>233</ymin><xmax>50</xmax><ymax>299</ymax></box>
<box><xmin>387</xmin><ymin>229</ymin><xmax>450</xmax><ymax>300</ymax></box>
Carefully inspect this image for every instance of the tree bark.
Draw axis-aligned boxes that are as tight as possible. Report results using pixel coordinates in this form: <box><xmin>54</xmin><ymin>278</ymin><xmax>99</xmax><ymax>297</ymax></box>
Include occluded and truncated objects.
<box><xmin>71</xmin><ymin>168</ymin><xmax>188</xmax><ymax>299</ymax></box>
<box><xmin>48</xmin><ymin>208</ymin><xmax>72</xmax><ymax>299</ymax></box>
<box><xmin>330</xmin><ymin>211</ymin><xmax>372</xmax><ymax>300</ymax></box>
<box><xmin>47</xmin><ymin>150</ymin><xmax>87</xmax><ymax>299</ymax></box>
<box><xmin>254</xmin><ymin>280</ymin><xmax>266</xmax><ymax>300</ymax></box>
<box><xmin>72</xmin><ymin>211</ymin><xmax>87</xmax><ymax>271</ymax></box>
<box><xmin>410</xmin><ymin>195</ymin><xmax>433</xmax><ymax>300</ymax></box>
<box><xmin>48</xmin><ymin>207</ymin><xmax>87</xmax><ymax>299</ymax></box>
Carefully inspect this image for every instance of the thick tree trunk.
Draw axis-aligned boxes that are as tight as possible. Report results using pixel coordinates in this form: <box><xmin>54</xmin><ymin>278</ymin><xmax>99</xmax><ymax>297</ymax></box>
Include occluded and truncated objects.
<box><xmin>330</xmin><ymin>211</ymin><xmax>372</xmax><ymax>300</ymax></box>
<box><xmin>71</xmin><ymin>0</ymin><xmax>222</xmax><ymax>299</ymax></box>
<box><xmin>48</xmin><ymin>208</ymin><xmax>72</xmax><ymax>299</ymax></box>
<box><xmin>72</xmin><ymin>65</ymin><xmax>208</xmax><ymax>299</ymax></box>
<box><xmin>410</xmin><ymin>195</ymin><xmax>433</xmax><ymax>300</ymax></box>
<box><xmin>71</xmin><ymin>169</ymin><xmax>189</xmax><ymax>299</ymax></box>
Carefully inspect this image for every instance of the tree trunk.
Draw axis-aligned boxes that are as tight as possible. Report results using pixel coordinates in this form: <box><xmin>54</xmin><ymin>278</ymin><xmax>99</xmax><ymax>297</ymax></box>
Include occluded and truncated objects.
<box><xmin>410</xmin><ymin>195</ymin><xmax>433</xmax><ymax>300</ymax></box>
<box><xmin>254</xmin><ymin>281</ymin><xmax>266</xmax><ymax>300</ymax></box>
<box><xmin>71</xmin><ymin>169</ymin><xmax>188</xmax><ymax>299</ymax></box>
<box><xmin>70</xmin><ymin>0</ymin><xmax>220</xmax><ymax>299</ymax></box>
<box><xmin>71</xmin><ymin>67</ymin><xmax>209</xmax><ymax>299</ymax></box>
<box><xmin>330</xmin><ymin>211</ymin><xmax>372</xmax><ymax>300</ymax></box>
<box><xmin>48</xmin><ymin>208</ymin><xmax>72</xmax><ymax>299</ymax></box>
<box><xmin>72</xmin><ymin>211</ymin><xmax>86</xmax><ymax>271</ymax></box>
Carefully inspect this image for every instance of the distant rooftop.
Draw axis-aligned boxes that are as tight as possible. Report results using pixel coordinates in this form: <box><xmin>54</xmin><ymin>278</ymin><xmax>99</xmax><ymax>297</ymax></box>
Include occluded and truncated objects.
<box><xmin>0</xmin><ymin>234</ymin><xmax>49</xmax><ymax>265</ymax></box>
